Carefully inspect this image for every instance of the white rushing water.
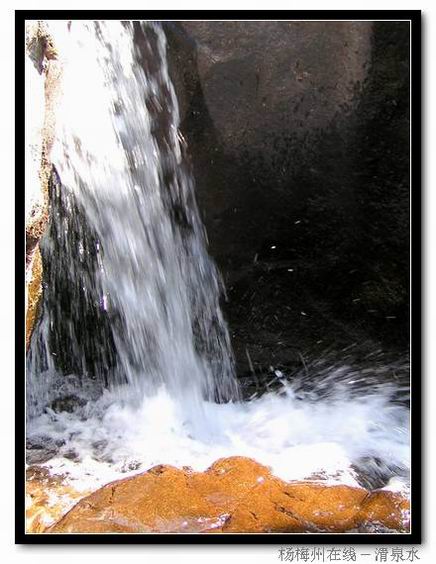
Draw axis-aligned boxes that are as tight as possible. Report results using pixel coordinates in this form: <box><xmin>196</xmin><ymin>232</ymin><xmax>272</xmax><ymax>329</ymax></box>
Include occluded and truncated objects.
<box><xmin>28</xmin><ymin>372</ymin><xmax>410</xmax><ymax>495</ymax></box>
<box><xmin>26</xmin><ymin>21</ymin><xmax>410</xmax><ymax>498</ymax></box>
<box><xmin>28</xmin><ymin>20</ymin><xmax>238</xmax><ymax>412</ymax></box>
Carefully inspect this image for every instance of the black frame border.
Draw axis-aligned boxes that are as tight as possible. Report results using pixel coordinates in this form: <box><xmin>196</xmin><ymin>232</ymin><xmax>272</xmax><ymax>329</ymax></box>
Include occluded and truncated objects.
<box><xmin>15</xmin><ymin>9</ymin><xmax>422</xmax><ymax>545</ymax></box>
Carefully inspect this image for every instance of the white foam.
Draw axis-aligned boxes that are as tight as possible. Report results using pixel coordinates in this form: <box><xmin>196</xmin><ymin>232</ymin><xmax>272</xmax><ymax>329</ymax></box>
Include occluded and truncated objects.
<box><xmin>29</xmin><ymin>379</ymin><xmax>410</xmax><ymax>495</ymax></box>
<box><xmin>26</xmin><ymin>21</ymin><xmax>410</xmax><ymax>502</ymax></box>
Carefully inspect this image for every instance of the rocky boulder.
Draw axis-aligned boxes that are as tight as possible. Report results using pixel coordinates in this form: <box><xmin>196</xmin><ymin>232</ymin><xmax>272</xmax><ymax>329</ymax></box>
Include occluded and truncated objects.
<box><xmin>48</xmin><ymin>456</ymin><xmax>409</xmax><ymax>534</ymax></box>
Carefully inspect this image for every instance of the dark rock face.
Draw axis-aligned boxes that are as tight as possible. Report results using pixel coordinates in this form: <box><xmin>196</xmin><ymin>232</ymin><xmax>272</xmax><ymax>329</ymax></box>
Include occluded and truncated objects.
<box><xmin>166</xmin><ymin>21</ymin><xmax>372</xmax><ymax>268</ymax></box>
<box><xmin>165</xmin><ymin>21</ymin><xmax>410</xmax><ymax>376</ymax></box>
<box><xmin>28</xmin><ymin>170</ymin><xmax>117</xmax><ymax>385</ymax></box>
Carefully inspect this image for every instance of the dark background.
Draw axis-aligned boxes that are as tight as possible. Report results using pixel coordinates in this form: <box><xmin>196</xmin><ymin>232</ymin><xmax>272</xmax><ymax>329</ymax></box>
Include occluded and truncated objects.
<box><xmin>164</xmin><ymin>20</ymin><xmax>410</xmax><ymax>379</ymax></box>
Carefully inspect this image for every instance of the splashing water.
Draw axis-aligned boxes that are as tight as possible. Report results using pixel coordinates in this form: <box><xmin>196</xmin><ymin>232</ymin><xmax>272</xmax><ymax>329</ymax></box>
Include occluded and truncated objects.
<box><xmin>28</xmin><ymin>369</ymin><xmax>410</xmax><ymax>494</ymax></box>
<box><xmin>26</xmin><ymin>21</ymin><xmax>410</xmax><ymax>499</ymax></box>
<box><xmin>27</xmin><ymin>20</ymin><xmax>239</xmax><ymax>415</ymax></box>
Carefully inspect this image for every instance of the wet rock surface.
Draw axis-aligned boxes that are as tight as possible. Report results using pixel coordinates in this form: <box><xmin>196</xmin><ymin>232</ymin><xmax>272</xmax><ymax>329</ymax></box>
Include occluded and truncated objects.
<box><xmin>47</xmin><ymin>456</ymin><xmax>409</xmax><ymax>534</ymax></box>
<box><xmin>25</xmin><ymin>22</ymin><xmax>62</xmax><ymax>349</ymax></box>
<box><xmin>26</xmin><ymin>466</ymin><xmax>91</xmax><ymax>533</ymax></box>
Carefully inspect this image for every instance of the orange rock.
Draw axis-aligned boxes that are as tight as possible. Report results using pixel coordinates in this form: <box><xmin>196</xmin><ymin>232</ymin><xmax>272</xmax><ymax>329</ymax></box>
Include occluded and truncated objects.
<box><xmin>223</xmin><ymin>480</ymin><xmax>368</xmax><ymax>533</ymax></box>
<box><xmin>26</xmin><ymin>466</ymin><xmax>92</xmax><ymax>533</ymax></box>
<box><xmin>25</xmin><ymin>23</ymin><xmax>62</xmax><ymax>350</ymax></box>
<box><xmin>26</xmin><ymin>246</ymin><xmax>43</xmax><ymax>350</ymax></box>
<box><xmin>357</xmin><ymin>490</ymin><xmax>411</xmax><ymax>531</ymax></box>
<box><xmin>46</xmin><ymin>457</ymin><xmax>410</xmax><ymax>534</ymax></box>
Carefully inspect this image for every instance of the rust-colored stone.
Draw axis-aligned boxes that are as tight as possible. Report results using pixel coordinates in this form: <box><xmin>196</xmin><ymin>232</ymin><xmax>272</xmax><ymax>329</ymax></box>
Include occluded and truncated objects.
<box><xmin>26</xmin><ymin>466</ymin><xmax>92</xmax><ymax>533</ymax></box>
<box><xmin>223</xmin><ymin>480</ymin><xmax>369</xmax><ymax>533</ymax></box>
<box><xmin>25</xmin><ymin>246</ymin><xmax>43</xmax><ymax>350</ymax></box>
<box><xmin>25</xmin><ymin>23</ymin><xmax>62</xmax><ymax>349</ymax></box>
<box><xmin>357</xmin><ymin>490</ymin><xmax>411</xmax><ymax>531</ymax></box>
<box><xmin>44</xmin><ymin>456</ymin><xmax>409</xmax><ymax>534</ymax></box>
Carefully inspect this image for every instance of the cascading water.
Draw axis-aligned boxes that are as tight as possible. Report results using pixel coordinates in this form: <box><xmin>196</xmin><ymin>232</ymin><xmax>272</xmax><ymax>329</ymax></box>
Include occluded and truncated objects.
<box><xmin>27</xmin><ymin>20</ymin><xmax>239</xmax><ymax>418</ymax></box>
<box><xmin>26</xmin><ymin>21</ymin><xmax>410</xmax><ymax>515</ymax></box>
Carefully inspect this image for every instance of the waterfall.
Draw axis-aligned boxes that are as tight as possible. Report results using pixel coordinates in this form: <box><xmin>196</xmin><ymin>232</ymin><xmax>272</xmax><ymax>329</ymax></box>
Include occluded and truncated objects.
<box><xmin>26</xmin><ymin>21</ymin><xmax>409</xmax><ymax>501</ymax></box>
<box><xmin>27</xmin><ymin>21</ymin><xmax>239</xmax><ymax>415</ymax></box>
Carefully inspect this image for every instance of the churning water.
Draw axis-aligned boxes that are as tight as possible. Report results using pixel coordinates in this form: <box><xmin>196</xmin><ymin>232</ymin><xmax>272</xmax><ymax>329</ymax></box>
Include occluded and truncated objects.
<box><xmin>26</xmin><ymin>21</ymin><xmax>410</xmax><ymax>499</ymax></box>
<box><xmin>27</xmin><ymin>21</ymin><xmax>238</xmax><ymax>413</ymax></box>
